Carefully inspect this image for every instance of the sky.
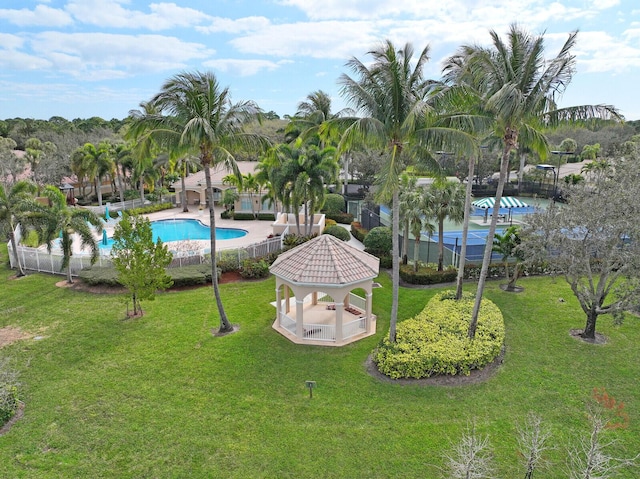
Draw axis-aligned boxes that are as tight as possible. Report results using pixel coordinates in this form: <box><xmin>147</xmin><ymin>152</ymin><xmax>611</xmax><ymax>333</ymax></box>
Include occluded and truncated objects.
<box><xmin>1</xmin><ymin>0</ymin><xmax>639</xmax><ymax>121</ymax></box>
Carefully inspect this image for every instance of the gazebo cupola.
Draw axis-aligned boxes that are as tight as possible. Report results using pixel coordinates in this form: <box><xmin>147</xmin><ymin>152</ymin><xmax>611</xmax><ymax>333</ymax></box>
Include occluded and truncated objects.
<box><xmin>269</xmin><ymin>234</ymin><xmax>380</xmax><ymax>346</ymax></box>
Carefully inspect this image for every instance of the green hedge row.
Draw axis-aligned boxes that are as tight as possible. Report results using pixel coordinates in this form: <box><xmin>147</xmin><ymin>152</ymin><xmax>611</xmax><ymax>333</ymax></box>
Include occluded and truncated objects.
<box><xmin>373</xmin><ymin>291</ymin><xmax>505</xmax><ymax>379</ymax></box>
<box><xmin>400</xmin><ymin>264</ymin><xmax>457</xmax><ymax>284</ymax></box>
<box><xmin>324</xmin><ymin>212</ymin><xmax>354</xmax><ymax>224</ymax></box>
<box><xmin>350</xmin><ymin>222</ymin><xmax>368</xmax><ymax>242</ymax></box>
<box><xmin>127</xmin><ymin>202</ymin><xmax>174</xmax><ymax>216</ymax></box>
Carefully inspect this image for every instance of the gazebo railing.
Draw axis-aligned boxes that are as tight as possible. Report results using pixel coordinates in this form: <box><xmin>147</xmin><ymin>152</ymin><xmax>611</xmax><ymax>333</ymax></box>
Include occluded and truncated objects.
<box><xmin>302</xmin><ymin>323</ymin><xmax>335</xmax><ymax>341</ymax></box>
<box><xmin>343</xmin><ymin>317</ymin><xmax>367</xmax><ymax>340</ymax></box>
<box><xmin>280</xmin><ymin>313</ymin><xmax>296</xmax><ymax>335</ymax></box>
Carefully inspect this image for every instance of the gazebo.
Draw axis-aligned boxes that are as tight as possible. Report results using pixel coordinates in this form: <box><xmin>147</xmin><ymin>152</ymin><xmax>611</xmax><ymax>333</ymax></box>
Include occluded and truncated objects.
<box><xmin>269</xmin><ymin>234</ymin><xmax>380</xmax><ymax>346</ymax></box>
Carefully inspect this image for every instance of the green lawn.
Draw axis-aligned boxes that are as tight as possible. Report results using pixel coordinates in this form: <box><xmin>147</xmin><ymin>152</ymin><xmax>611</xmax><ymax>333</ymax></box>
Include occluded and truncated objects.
<box><xmin>1</xmin><ymin>245</ymin><xmax>639</xmax><ymax>478</ymax></box>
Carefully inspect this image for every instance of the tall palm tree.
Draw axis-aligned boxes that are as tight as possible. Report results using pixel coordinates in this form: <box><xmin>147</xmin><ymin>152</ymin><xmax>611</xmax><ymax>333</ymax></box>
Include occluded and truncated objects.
<box><xmin>325</xmin><ymin>40</ymin><xmax>474</xmax><ymax>342</ymax></box>
<box><xmin>399</xmin><ymin>179</ymin><xmax>434</xmax><ymax>272</ymax></box>
<box><xmin>31</xmin><ymin>186</ymin><xmax>103</xmax><ymax>284</ymax></box>
<box><xmin>0</xmin><ymin>180</ymin><xmax>38</xmax><ymax>276</ymax></box>
<box><xmin>443</xmin><ymin>24</ymin><xmax>621</xmax><ymax>338</ymax></box>
<box><xmin>428</xmin><ymin>178</ymin><xmax>467</xmax><ymax>271</ymax></box>
<box><xmin>127</xmin><ymin>71</ymin><xmax>267</xmax><ymax>333</ymax></box>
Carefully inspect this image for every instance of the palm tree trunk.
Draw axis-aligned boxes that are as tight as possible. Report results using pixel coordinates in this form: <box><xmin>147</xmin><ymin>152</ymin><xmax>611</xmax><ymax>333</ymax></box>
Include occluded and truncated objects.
<box><xmin>9</xmin><ymin>231</ymin><xmax>25</xmax><ymax>277</ymax></box>
<box><xmin>180</xmin><ymin>173</ymin><xmax>189</xmax><ymax>212</ymax></box>
<box><xmin>437</xmin><ymin>218</ymin><xmax>445</xmax><ymax>271</ymax></box>
<box><xmin>413</xmin><ymin>237</ymin><xmax>420</xmax><ymax>272</ymax></box>
<box><xmin>115</xmin><ymin>165</ymin><xmax>125</xmax><ymax>204</ymax></box>
<box><xmin>96</xmin><ymin>177</ymin><xmax>103</xmax><ymax>207</ymax></box>
<box><xmin>456</xmin><ymin>157</ymin><xmax>475</xmax><ymax>299</ymax></box>
<box><xmin>204</xmin><ymin>165</ymin><xmax>233</xmax><ymax>333</ymax></box>
<box><xmin>469</xmin><ymin>144</ymin><xmax>511</xmax><ymax>338</ymax></box>
<box><xmin>390</xmin><ymin>188</ymin><xmax>400</xmax><ymax>343</ymax></box>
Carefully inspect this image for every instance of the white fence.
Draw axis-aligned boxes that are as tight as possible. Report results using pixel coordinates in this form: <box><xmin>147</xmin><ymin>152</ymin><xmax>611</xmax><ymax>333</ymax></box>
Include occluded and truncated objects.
<box><xmin>8</xmin><ymin>231</ymin><xmax>284</xmax><ymax>278</ymax></box>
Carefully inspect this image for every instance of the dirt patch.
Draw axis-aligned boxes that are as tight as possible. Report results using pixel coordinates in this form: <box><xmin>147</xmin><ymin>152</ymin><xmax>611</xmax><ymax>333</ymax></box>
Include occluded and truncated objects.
<box><xmin>365</xmin><ymin>347</ymin><xmax>505</xmax><ymax>387</ymax></box>
<box><xmin>56</xmin><ymin>279</ymin><xmax>127</xmax><ymax>294</ymax></box>
<box><xmin>570</xmin><ymin>328</ymin><xmax>607</xmax><ymax>345</ymax></box>
<box><xmin>211</xmin><ymin>324</ymin><xmax>240</xmax><ymax>337</ymax></box>
<box><xmin>219</xmin><ymin>271</ymin><xmax>243</xmax><ymax>284</ymax></box>
<box><xmin>0</xmin><ymin>326</ymin><xmax>33</xmax><ymax>349</ymax></box>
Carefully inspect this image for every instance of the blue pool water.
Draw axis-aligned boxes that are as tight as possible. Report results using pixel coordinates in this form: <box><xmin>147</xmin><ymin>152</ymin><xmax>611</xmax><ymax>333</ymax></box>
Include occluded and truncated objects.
<box><xmin>100</xmin><ymin>219</ymin><xmax>246</xmax><ymax>248</ymax></box>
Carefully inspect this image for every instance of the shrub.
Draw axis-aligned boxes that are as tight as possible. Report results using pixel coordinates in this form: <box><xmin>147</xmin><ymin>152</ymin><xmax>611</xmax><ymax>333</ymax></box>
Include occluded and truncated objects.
<box><xmin>324</xmin><ymin>218</ymin><xmax>337</xmax><ymax>228</ymax></box>
<box><xmin>220</xmin><ymin>210</ymin><xmax>233</xmax><ymax>219</ymax></box>
<box><xmin>324</xmin><ymin>212</ymin><xmax>354</xmax><ymax>224</ymax></box>
<box><xmin>323</xmin><ymin>225</ymin><xmax>351</xmax><ymax>241</ymax></box>
<box><xmin>400</xmin><ymin>264</ymin><xmax>457</xmax><ymax>285</ymax></box>
<box><xmin>363</xmin><ymin>226</ymin><xmax>392</xmax><ymax>255</ymax></box>
<box><xmin>257</xmin><ymin>213</ymin><xmax>276</xmax><ymax>221</ymax></box>
<box><xmin>240</xmin><ymin>258</ymin><xmax>270</xmax><ymax>279</ymax></box>
<box><xmin>0</xmin><ymin>357</ymin><xmax>20</xmax><ymax>426</ymax></box>
<box><xmin>282</xmin><ymin>233</ymin><xmax>316</xmax><ymax>249</ymax></box>
<box><xmin>168</xmin><ymin>264</ymin><xmax>220</xmax><ymax>287</ymax></box>
<box><xmin>123</xmin><ymin>189</ymin><xmax>140</xmax><ymax>200</ymax></box>
<box><xmin>379</xmin><ymin>254</ymin><xmax>393</xmax><ymax>269</ymax></box>
<box><xmin>233</xmin><ymin>212</ymin><xmax>256</xmax><ymax>221</ymax></box>
<box><xmin>373</xmin><ymin>292</ymin><xmax>505</xmax><ymax>379</ymax></box>
<box><xmin>351</xmin><ymin>221</ymin><xmax>368</xmax><ymax>242</ymax></box>
<box><xmin>128</xmin><ymin>202</ymin><xmax>173</xmax><ymax>216</ymax></box>
<box><xmin>78</xmin><ymin>266</ymin><xmax>121</xmax><ymax>286</ymax></box>
<box><xmin>322</xmin><ymin>193</ymin><xmax>345</xmax><ymax>213</ymax></box>
<box><xmin>216</xmin><ymin>249</ymin><xmax>248</xmax><ymax>272</ymax></box>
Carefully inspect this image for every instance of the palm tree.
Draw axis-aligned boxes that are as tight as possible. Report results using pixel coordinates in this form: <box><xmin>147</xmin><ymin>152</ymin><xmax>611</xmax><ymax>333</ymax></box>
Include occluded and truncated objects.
<box><xmin>31</xmin><ymin>186</ymin><xmax>103</xmax><ymax>284</ymax></box>
<box><xmin>443</xmin><ymin>24</ymin><xmax>621</xmax><ymax>338</ymax></box>
<box><xmin>127</xmin><ymin>71</ymin><xmax>267</xmax><ymax>333</ymax></box>
<box><xmin>492</xmin><ymin>225</ymin><xmax>524</xmax><ymax>291</ymax></box>
<box><xmin>174</xmin><ymin>154</ymin><xmax>200</xmax><ymax>212</ymax></box>
<box><xmin>325</xmin><ymin>40</ymin><xmax>475</xmax><ymax>342</ymax></box>
<box><xmin>0</xmin><ymin>180</ymin><xmax>38</xmax><ymax>276</ymax></box>
<box><xmin>399</xmin><ymin>179</ymin><xmax>434</xmax><ymax>272</ymax></box>
<box><xmin>428</xmin><ymin>178</ymin><xmax>467</xmax><ymax>271</ymax></box>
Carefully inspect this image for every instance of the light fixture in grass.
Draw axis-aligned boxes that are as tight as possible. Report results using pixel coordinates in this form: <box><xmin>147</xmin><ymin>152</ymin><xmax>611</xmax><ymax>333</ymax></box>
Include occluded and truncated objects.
<box><xmin>372</xmin><ymin>291</ymin><xmax>505</xmax><ymax>379</ymax></box>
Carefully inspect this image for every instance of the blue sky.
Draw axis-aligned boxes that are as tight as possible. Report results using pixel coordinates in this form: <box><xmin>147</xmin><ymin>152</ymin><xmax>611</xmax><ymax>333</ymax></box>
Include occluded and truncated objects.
<box><xmin>1</xmin><ymin>0</ymin><xmax>639</xmax><ymax>121</ymax></box>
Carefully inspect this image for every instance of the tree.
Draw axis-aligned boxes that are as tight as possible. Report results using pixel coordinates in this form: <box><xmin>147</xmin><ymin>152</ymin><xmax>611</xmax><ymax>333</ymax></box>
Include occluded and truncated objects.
<box><xmin>520</xmin><ymin>154</ymin><xmax>640</xmax><ymax>340</ymax></box>
<box><xmin>492</xmin><ymin>225</ymin><xmax>524</xmax><ymax>291</ymax></box>
<box><xmin>32</xmin><ymin>186</ymin><xmax>103</xmax><ymax>284</ymax></box>
<box><xmin>326</xmin><ymin>40</ymin><xmax>474</xmax><ymax>342</ymax></box>
<box><xmin>127</xmin><ymin>71</ymin><xmax>267</xmax><ymax>333</ymax></box>
<box><xmin>111</xmin><ymin>214</ymin><xmax>173</xmax><ymax>317</ymax></box>
<box><xmin>0</xmin><ymin>180</ymin><xmax>38</xmax><ymax>276</ymax></box>
<box><xmin>443</xmin><ymin>24</ymin><xmax>621</xmax><ymax>338</ymax></box>
<box><xmin>428</xmin><ymin>178</ymin><xmax>467</xmax><ymax>271</ymax></box>
<box><xmin>0</xmin><ymin>137</ymin><xmax>26</xmax><ymax>188</ymax></box>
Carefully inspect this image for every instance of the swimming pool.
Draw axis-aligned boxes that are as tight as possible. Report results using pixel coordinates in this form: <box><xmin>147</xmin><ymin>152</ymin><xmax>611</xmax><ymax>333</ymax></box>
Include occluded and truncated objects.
<box><xmin>100</xmin><ymin>219</ymin><xmax>247</xmax><ymax>248</ymax></box>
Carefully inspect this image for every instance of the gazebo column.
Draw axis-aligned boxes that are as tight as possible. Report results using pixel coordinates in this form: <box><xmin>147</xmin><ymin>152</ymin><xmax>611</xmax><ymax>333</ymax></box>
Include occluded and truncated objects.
<box><xmin>335</xmin><ymin>302</ymin><xmax>344</xmax><ymax>342</ymax></box>
<box><xmin>366</xmin><ymin>292</ymin><xmax>374</xmax><ymax>334</ymax></box>
<box><xmin>275</xmin><ymin>287</ymin><xmax>282</xmax><ymax>327</ymax></box>
<box><xmin>296</xmin><ymin>298</ymin><xmax>304</xmax><ymax>338</ymax></box>
<box><xmin>285</xmin><ymin>287</ymin><xmax>290</xmax><ymax>314</ymax></box>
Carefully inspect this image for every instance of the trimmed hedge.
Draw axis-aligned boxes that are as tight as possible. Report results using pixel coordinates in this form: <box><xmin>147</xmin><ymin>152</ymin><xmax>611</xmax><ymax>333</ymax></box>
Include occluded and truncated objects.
<box><xmin>220</xmin><ymin>210</ymin><xmax>233</xmax><ymax>219</ymax></box>
<box><xmin>350</xmin><ymin>222</ymin><xmax>368</xmax><ymax>242</ymax></box>
<box><xmin>363</xmin><ymin>226</ymin><xmax>392</xmax><ymax>255</ymax></box>
<box><xmin>78</xmin><ymin>266</ymin><xmax>121</xmax><ymax>286</ymax></box>
<box><xmin>373</xmin><ymin>291</ymin><xmax>505</xmax><ymax>379</ymax></box>
<box><xmin>324</xmin><ymin>212</ymin><xmax>354</xmax><ymax>224</ymax></box>
<box><xmin>322</xmin><ymin>193</ymin><xmax>346</xmax><ymax>213</ymax></box>
<box><xmin>232</xmin><ymin>212</ymin><xmax>257</xmax><ymax>220</ymax></box>
<box><xmin>400</xmin><ymin>264</ymin><xmax>457</xmax><ymax>285</ymax></box>
<box><xmin>128</xmin><ymin>202</ymin><xmax>174</xmax><ymax>216</ymax></box>
<box><xmin>323</xmin><ymin>225</ymin><xmax>351</xmax><ymax>241</ymax></box>
<box><xmin>78</xmin><ymin>264</ymin><xmax>221</xmax><ymax>288</ymax></box>
<box><xmin>257</xmin><ymin>213</ymin><xmax>276</xmax><ymax>221</ymax></box>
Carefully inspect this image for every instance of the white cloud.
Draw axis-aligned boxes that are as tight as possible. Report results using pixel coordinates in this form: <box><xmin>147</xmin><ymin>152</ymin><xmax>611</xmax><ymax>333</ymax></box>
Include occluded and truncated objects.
<box><xmin>203</xmin><ymin>59</ymin><xmax>293</xmax><ymax>76</ymax></box>
<box><xmin>25</xmin><ymin>32</ymin><xmax>214</xmax><ymax>80</ymax></box>
<box><xmin>197</xmin><ymin>16</ymin><xmax>272</xmax><ymax>34</ymax></box>
<box><xmin>572</xmin><ymin>31</ymin><xmax>640</xmax><ymax>73</ymax></box>
<box><xmin>0</xmin><ymin>5</ymin><xmax>73</xmax><ymax>27</ymax></box>
<box><xmin>65</xmin><ymin>0</ymin><xmax>211</xmax><ymax>31</ymax></box>
<box><xmin>230</xmin><ymin>20</ymin><xmax>380</xmax><ymax>59</ymax></box>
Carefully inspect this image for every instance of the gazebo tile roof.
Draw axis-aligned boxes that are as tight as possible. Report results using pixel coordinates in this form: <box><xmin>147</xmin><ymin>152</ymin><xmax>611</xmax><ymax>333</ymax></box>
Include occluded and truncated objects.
<box><xmin>270</xmin><ymin>234</ymin><xmax>379</xmax><ymax>285</ymax></box>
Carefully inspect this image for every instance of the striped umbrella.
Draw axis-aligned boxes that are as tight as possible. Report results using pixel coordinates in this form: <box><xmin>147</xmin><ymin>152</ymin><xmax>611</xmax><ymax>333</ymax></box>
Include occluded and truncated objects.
<box><xmin>472</xmin><ymin>196</ymin><xmax>529</xmax><ymax>222</ymax></box>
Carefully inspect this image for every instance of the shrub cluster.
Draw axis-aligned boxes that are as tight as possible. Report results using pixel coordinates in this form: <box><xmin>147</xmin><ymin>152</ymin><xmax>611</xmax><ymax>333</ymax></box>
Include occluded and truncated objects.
<box><xmin>168</xmin><ymin>264</ymin><xmax>220</xmax><ymax>286</ymax></box>
<box><xmin>240</xmin><ymin>258</ymin><xmax>270</xmax><ymax>279</ymax></box>
<box><xmin>257</xmin><ymin>213</ymin><xmax>276</xmax><ymax>221</ymax></box>
<box><xmin>220</xmin><ymin>210</ymin><xmax>233</xmax><ymax>219</ymax></box>
<box><xmin>78</xmin><ymin>266</ymin><xmax>121</xmax><ymax>286</ymax></box>
<box><xmin>363</xmin><ymin>226</ymin><xmax>392</xmax><ymax>255</ymax></box>
<box><xmin>373</xmin><ymin>291</ymin><xmax>505</xmax><ymax>379</ymax></box>
<box><xmin>350</xmin><ymin>221</ymin><xmax>368</xmax><ymax>242</ymax></box>
<box><xmin>0</xmin><ymin>357</ymin><xmax>20</xmax><ymax>426</ymax></box>
<box><xmin>400</xmin><ymin>264</ymin><xmax>457</xmax><ymax>285</ymax></box>
<box><xmin>323</xmin><ymin>225</ymin><xmax>351</xmax><ymax>241</ymax></box>
<box><xmin>282</xmin><ymin>233</ymin><xmax>316</xmax><ymax>249</ymax></box>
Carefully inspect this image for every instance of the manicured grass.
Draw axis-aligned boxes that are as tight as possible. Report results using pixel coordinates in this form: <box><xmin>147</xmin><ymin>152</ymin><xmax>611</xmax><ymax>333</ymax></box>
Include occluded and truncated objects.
<box><xmin>1</xmin><ymin>245</ymin><xmax>639</xmax><ymax>478</ymax></box>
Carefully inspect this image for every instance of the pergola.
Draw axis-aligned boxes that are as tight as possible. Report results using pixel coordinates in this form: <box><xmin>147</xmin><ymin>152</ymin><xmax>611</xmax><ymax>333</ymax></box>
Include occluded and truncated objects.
<box><xmin>269</xmin><ymin>234</ymin><xmax>380</xmax><ymax>346</ymax></box>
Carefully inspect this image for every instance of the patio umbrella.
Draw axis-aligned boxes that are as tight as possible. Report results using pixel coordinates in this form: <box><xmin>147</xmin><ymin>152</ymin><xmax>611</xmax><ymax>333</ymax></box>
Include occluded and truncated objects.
<box><xmin>472</xmin><ymin>197</ymin><xmax>529</xmax><ymax>222</ymax></box>
<box><xmin>102</xmin><ymin>229</ymin><xmax>108</xmax><ymax>246</ymax></box>
<box><xmin>104</xmin><ymin>204</ymin><xmax>109</xmax><ymax>222</ymax></box>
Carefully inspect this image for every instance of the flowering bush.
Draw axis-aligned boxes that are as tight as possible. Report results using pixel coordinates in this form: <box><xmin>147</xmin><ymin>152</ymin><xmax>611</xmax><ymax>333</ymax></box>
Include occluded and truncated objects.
<box><xmin>373</xmin><ymin>292</ymin><xmax>505</xmax><ymax>379</ymax></box>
